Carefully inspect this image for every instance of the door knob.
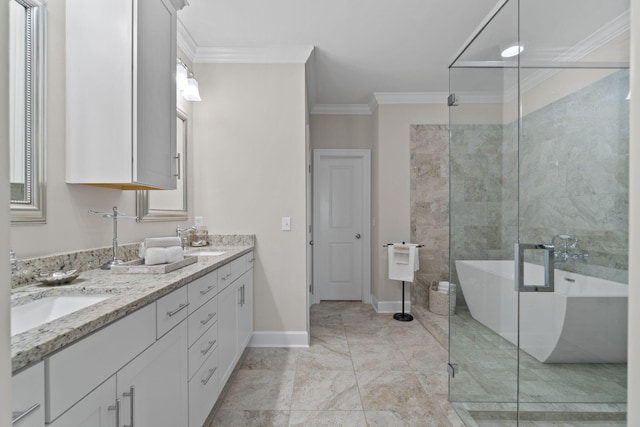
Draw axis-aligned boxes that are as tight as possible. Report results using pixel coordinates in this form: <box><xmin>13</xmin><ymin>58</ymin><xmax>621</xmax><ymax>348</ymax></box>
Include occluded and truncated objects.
<box><xmin>355</xmin><ymin>233</ymin><xmax>361</xmax><ymax>239</ymax></box>
<box><xmin>309</xmin><ymin>240</ymin><xmax>314</xmax><ymax>245</ymax></box>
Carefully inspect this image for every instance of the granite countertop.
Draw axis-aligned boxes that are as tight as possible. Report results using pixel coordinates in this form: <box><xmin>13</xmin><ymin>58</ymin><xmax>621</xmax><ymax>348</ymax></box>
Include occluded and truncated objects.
<box><xmin>10</xmin><ymin>245</ymin><xmax>254</xmax><ymax>373</ymax></box>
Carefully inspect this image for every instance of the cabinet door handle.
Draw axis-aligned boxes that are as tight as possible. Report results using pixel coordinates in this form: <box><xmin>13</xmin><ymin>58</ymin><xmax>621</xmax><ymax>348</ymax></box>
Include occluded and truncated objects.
<box><xmin>242</xmin><ymin>284</ymin><xmax>245</xmax><ymax>305</ymax></box>
<box><xmin>107</xmin><ymin>398</ymin><xmax>120</xmax><ymax>427</ymax></box>
<box><xmin>199</xmin><ymin>284</ymin><xmax>216</xmax><ymax>296</ymax></box>
<box><xmin>201</xmin><ymin>339</ymin><xmax>217</xmax><ymax>355</ymax></box>
<box><xmin>201</xmin><ymin>367</ymin><xmax>217</xmax><ymax>386</ymax></box>
<box><xmin>200</xmin><ymin>312</ymin><xmax>216</xmax><ymax>326</ymax></box>
<box><xmin>238</xmin><ymin>286</ymin><xmax>242</xmax><ymax>305</ymax></box>
<box><xmin>166</xmin><ymin>302</ymin><xmax>189</xmax><ymax>317</ymax></box>
<box><xmin>123</xmin><ymin>386</ymin><xmax>135</xmax><ymax>427</ymax></box>
<box><xmin>174</xmin><ymin>153</ymin><xmax>181</xmax><ymax>179</ymax></box>
<box><xmin>12</xmin><ymin>403</ymin><xmax>40</xmax><ymax>424</ymax></box>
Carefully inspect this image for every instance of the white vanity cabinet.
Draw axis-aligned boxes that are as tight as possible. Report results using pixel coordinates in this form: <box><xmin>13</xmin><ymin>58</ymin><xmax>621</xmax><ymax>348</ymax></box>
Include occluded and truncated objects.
<box><xmin>47</xmin><ymin>377</ymin><xmax>117</xmax><ymax>427</ymax></box>
<box><xmin>218</xmin><ymin>252</ymin><xmax>254</xmax><ymax>386</ymax></box>
<box><xmin>12</xmin><ymin>362</ymin><xmax>44</xmax><ymax>427</ymax></box>
<box><xmin>65</xmin><ymin>0</ymin><xmax>188</xmax><ymax>190</ymax></box>
<box><xmin>117</xmin><ymin>322</ymin><xmax>188</xmax><ymax>427</ymax></box>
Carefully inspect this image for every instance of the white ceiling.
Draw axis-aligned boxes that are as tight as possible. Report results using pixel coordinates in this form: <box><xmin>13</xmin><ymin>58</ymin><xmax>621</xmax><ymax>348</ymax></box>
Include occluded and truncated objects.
<box><xmin>177</xmin><ymin>0</ymin><xmax>630</xmax><ymax>113</ymax></box>
<box><xmin>177</xmin><ymin>0</ymin><xmax>498</xmax><ymax>111</ymax></box>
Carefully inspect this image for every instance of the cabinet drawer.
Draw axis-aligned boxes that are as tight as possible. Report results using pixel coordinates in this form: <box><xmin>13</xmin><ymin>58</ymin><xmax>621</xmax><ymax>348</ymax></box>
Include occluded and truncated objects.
<box><xmin>188</xmin><ymin>321</ymin><xmax>218</xmax><ymax>380</ymax></box>
<box><xmin>230</xmin><ymin>256</ymin><xmax>247</xmax><ymax>282</ymax></box>
<box><xmin>217</xmin><ymin>263</ymin><xmax>231</xmax><ymax>291</ymax></box>
<box><xmin>46</xmin><ymin>304</ymin><xmax>155</xmax><ymax>422</ymax></box>
<box><xmin>188</xmin><ymin>348</ymin><xmax>219</xmax><ymax>427</ymax></box>
<box><xmin>246</xmin><ymin>251</ymin><xmax>255</xmax><ymax>269</ymax></box>
<box><xmin>188</xmin><ymin>295</ymin><xmax>218</xmax><ymax>347</ymax></box>
<box><xmin>188</xmin><ymin>270</ymin><xmax>217</xmax><ymax>314</ymax></box>
<box><xmin>157</xmin><ymin>286</ymin><xmax>189</xmax><ymax>339</ymax></box>
<box><xmin>13</xmin><ymin>362</ymin><xmax>44</xmax><ymax>427</ymax></box>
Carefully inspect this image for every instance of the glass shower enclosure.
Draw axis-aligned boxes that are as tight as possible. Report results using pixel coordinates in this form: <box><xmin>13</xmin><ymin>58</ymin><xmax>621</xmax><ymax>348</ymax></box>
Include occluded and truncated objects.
<box><xmin>448</xmin><ymin>0</ymin><xmax>629</xmax><ymax>425</ymax></box>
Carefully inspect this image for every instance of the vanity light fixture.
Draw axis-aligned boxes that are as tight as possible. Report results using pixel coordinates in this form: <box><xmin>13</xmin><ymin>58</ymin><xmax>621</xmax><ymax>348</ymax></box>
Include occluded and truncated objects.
<box><xmin>182</xmin><ymin>71</ymin><xmax>202</xmax><ymax>101</ymax></box>
<box><xmin>176</xmin><ymin>58</ymin><xmax>201</xmax><ymax>101</ymax></box>
<box><xmin>626</xmin><ymin>91</ymin><xmax>631</xmax><ymax>100</ymax></box>
<box><xmin>176</xmin><ymin>59</ymin><xmax>188</xmax><ymax>92</ymax></box>
<box><xmin>501</xmin><ymin>44</ymin><xmax>524</xmax><ymax>58</ymax></box>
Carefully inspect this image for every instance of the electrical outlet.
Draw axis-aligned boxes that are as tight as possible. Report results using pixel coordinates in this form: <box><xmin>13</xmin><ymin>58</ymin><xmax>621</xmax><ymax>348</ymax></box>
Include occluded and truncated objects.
<box><xmin>195</xmin><ymin>216</ymin><xmax>204</xmax><ymax>227</ymax></box>
<box><xmin>282</xmin><ymin>217</ymin><xmax>291</xmax><ymax>231</ymax></box>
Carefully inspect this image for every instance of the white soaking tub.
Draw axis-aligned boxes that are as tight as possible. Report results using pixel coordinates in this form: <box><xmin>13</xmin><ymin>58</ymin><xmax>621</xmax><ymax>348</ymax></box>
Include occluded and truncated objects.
<box><xmin>456</xmin><ymin>260</ymin><xmax>628</xmax><ymax>363</ymax></box>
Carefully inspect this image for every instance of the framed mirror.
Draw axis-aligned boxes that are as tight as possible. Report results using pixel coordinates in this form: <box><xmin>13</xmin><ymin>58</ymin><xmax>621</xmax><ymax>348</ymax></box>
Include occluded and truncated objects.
<box><xmin>137</xmin><ymin>108</ymin><xmax>188</xmax><ymax>222</ymax></box>
<box><xmin>10</xmin><ymin>0</ymin><xmax>47</xmax><ymax>224</ymax></box>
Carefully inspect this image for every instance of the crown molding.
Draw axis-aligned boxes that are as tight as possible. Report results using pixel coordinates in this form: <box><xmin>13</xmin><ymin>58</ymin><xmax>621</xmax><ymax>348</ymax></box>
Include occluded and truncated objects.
<box><xmin>310</xmin><ymin>104</ymin><xmax>373</xmax><ymax>115</ymax></box>
<box><xmin>193</xmin><ymin>46</ymin><xmax>315</xmax><ymax>64</ymax></box>
<box><xmin>177</xmin><ymin>19</ymin><xmax>197</xmax><ymax>62</ymax></box>
<box><xmin>373</xmin><ymin>92</ymin><xmax>449</xmax><ymax>105</ymax></box>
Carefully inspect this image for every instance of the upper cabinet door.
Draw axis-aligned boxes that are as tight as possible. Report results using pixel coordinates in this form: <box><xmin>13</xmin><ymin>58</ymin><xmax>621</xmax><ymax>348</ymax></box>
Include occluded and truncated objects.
<box><xmin>134</xmin><ymin>0</ymin><xmax>177</xmax><ymax>190</ymax></box>
<box><xmin>66</xmin><ymin>0</ymin><xmax>179</xmax><ymax>190</ymax></box>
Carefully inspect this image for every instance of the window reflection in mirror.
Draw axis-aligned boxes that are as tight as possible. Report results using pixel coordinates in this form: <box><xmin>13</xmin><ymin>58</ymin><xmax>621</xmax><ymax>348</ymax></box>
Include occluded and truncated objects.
<box><xmin>10</xmin><ymin>0</ymin><xmax>46</xmax><ymax>223</ymax></box>
<box><xmin>137</xmin><ymin>109</ymin><xmax>188</xmax><ymax>222</ymax></box>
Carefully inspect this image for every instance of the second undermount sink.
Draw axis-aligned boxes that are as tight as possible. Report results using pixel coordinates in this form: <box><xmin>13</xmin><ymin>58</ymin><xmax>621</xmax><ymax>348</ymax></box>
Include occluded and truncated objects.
<box><xmin>11</xmin><ymin>294</ymin><xmax>111</xmax><ymax>336</ymax></box>
<box><xmin>192</xmin><ymin>250</ymin><xmax>226</xmax><ymax>257</ymax></box>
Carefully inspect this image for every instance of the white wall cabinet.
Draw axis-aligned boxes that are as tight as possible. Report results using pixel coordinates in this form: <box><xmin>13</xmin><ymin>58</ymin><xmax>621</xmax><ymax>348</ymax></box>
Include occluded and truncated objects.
<box><xmin>66</xmin><ymin>0</ymin><xmax>187</xmax><ymax>190</ymax></box>
<box><xmin>12</xmin><ymin>362</ymin><xmax>44</xmax><ymax>427</ymax></box>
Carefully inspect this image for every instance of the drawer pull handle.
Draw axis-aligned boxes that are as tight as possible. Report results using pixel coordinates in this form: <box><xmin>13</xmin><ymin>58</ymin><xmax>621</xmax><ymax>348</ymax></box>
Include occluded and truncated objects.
<box><xmin>199</xmin><ymin>285</ymin><xmax>216</xmax><ymax>296</ymax></box>
<box><xmin>200</xmin><ymin>312</ymin><xmax>216</xmax><ymax>326</ymax></box>
<box><xmin>123</xmin><ymin>386</ymin><xmax>135</xmax><ymax>427</ymax></box>
<box><xmin>107</xmin><ymin>399</ymin><xmax>120</xmax><ymax>427</ymax></box>
<box><xmin>167</xmin><ymin>302</ymin><xmax>189</xmax><ymax>317</ymax></box>
<box><xmin>201</xmin><ymin>339</ymin><xmax>217</xmax><ymax>355</ymax></box>
<box><xmin>201</xmin><ymin>367</ymin><xmax>217</xmax><ymax>386</ymax></box>
<box><xmin>12</xmin><ymin>403</ymin><xmax>40</xmax><ymax>424</ymax></box>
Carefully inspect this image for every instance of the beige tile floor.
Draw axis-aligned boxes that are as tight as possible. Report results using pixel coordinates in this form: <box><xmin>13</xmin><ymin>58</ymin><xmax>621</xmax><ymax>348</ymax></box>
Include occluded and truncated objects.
<box><xmin>205</xmin><ymin>301</ymin><xmax>463</xmax><ymax>426</ymax></box>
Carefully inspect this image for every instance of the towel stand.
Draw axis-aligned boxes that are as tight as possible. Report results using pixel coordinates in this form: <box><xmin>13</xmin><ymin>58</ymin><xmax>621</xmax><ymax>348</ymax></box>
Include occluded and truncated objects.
<box><xmin>384</xmin><ymin>242</ymin><xmax>423</xmax><ymax>322</ymax></box>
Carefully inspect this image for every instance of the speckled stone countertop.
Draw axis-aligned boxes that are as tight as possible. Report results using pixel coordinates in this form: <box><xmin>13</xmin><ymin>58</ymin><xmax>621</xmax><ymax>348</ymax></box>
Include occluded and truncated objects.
<box><xmin>10</xmin><ymin>245</ymin><xmax>254</xmax><ymax>373</ymax></box>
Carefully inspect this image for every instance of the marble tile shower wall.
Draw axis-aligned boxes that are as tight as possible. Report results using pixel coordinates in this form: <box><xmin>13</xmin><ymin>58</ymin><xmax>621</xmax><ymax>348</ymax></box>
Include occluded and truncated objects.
<box><xmin>410</xmin><ymin>124</ymin><xmax>450</xmax><ymax>311</ymax></box>
<box><xmin>519</xmin><ymin>70</ymin><xmax>629</xmax><ymax>283</ymax></box>
<box><xmin>449</xmin><ymin>123</ymin><xmax>518</xmax><ymax>307</ymax></box>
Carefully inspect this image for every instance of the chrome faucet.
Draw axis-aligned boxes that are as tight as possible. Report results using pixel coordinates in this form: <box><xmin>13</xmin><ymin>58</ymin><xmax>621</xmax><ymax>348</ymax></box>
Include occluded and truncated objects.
<box><xmin>551</xmin><ymin>234</ymin><xmax>589</xmax><ymax>263</ymax></box>
<box><xmin>176</xmin><ymin>225</ymin><xmax>197</xmax><ymax>249</ymax></box>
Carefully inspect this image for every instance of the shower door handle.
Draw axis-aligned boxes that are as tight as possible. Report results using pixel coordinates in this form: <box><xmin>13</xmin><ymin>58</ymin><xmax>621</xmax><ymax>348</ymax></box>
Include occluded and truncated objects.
<box><xmin>514</xmin><ymin>243</ymin><xmax>555</xmax><ymax>293</ymax></box>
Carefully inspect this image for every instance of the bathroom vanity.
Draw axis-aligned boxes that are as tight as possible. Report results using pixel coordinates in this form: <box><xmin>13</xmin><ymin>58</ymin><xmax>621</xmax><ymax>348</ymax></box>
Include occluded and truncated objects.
<box><xmin>10</xmin><ymin>246</ymin><xmax>254</xmax><ymax>427</ymax></box>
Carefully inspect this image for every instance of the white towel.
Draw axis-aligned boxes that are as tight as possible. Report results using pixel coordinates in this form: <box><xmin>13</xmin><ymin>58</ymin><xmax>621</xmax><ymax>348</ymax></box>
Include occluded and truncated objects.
<box><xmin>165</xmin><ymin>246</ymin><xmax>185</xmax><ymax>264</ymax></box>
<box><xmin>144</xmin><ymin>246</ymin><xmax>185</xmax><ymax>265</ymax></box>
<box><xmin>388</xmin><ymin>243</ymin><xmax>420</xmax><ymax>282</ymax></box>
<box><xmin>145</xmin><ymin>247</ymin><xmax>168</xmax><ymax>265</ymax></box>
<box><xmin>140</xmin><ymin>236</ymin><xmax>182</xmax><ymax>257</ymax></box>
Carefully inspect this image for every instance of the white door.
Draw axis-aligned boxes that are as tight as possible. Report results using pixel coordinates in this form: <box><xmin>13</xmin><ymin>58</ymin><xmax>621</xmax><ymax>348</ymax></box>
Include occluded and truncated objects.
<box><xmin>313</xmin><ymin>150</ymin><xmax>371</xmax><ymax>302</ymax></box>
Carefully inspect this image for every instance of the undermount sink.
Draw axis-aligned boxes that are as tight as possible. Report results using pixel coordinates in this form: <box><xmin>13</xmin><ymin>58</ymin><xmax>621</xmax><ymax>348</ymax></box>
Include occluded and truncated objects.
<box><xmin>192</xmin><ymin>250</ymin><xmax>226</xmax><ymax>257</ymax></box>
<box><xmin>11</xmin><ymin>294</ymin><xmax>111</xmax><ymax>336</ymax></box>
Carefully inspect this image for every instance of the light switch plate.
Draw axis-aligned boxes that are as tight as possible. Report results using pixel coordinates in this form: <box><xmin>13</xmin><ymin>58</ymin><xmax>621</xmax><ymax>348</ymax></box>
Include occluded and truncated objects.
<box><xmin>282</xmin><ymin>217</ymin><xmax>291</xmax><ymax>231</ymax></box>
<box><xmin>195</xmin><ymin>216</ymin><xmax>204</xmax><ymax>227</ymax></box>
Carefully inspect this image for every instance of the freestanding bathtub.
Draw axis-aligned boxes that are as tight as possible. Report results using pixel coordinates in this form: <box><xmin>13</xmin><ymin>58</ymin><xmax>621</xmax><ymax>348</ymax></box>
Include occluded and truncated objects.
<box><xmin>455</xmin><ymin>260</ymin><xmax>628</xmax><ymax>363</ymax></box>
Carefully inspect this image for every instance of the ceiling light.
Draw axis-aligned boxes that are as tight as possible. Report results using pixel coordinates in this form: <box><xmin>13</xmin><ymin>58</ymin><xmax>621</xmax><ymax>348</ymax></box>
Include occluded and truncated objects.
<box><xmin>501</xmin><ymin>44</ymin><xmax>524</xmax><ymax>58</ymax></box>
<box><xmin>182</xmin><ymin>73</ymin><xmax>201</xmax><ymax>102</ymax></box>
<box><xmin>176</xmin><ymin>60</ymin><xmax>188</xmax><ymax>92</ymax></box>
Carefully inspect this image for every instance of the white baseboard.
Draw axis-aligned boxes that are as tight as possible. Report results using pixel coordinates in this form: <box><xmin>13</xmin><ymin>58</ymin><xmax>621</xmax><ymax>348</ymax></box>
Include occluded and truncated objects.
<box><xmin>372</xmin><ymin>294</ymin><xmax>411</xmax><ymax>314</ymax></box>
<box><xmin>248</xmin><ymin>331</ymin><xmax>309</xmax><ymax>348</ymax></box>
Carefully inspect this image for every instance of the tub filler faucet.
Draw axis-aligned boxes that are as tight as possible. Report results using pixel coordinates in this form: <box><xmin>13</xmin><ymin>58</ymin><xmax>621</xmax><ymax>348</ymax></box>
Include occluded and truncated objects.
<box><xmin>552</xmin><ymin>234</ymin><xmax>589</xmax><ymax>263</ymax></box>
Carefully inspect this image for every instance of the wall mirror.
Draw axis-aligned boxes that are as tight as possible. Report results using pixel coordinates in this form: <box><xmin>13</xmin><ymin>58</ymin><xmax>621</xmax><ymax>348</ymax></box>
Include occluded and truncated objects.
<box><xmin>137</xmin><ymin>109</ymin><xmax>188</xmax><ymax>222</ymax></box>
<box><xmin>10</xmin><ymin>0</ymin><xmax>47</xmax><ymax>224</ymax></box>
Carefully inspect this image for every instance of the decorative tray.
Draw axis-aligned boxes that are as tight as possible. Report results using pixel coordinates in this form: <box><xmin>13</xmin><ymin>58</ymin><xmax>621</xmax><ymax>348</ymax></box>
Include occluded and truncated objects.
<box><xmin>110</xmin><ymin>256</ymin><xmax>197</xmax><ymax>274</ymax></box>
<box><xmin>38</xmin><ymin>270</ymin><xmax>80</xmax><ymax>286</ymax></box>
